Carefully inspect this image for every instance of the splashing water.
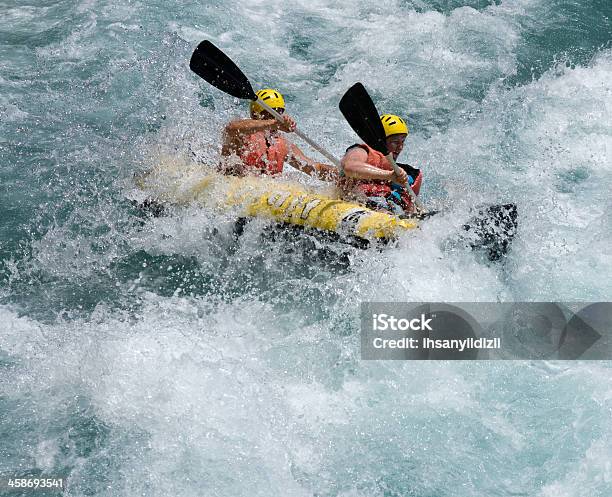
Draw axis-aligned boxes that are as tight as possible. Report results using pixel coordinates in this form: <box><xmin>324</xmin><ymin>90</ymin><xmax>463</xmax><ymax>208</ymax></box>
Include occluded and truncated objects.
<box><xmin>1</xmin><ymin>0</ymin><xmax>611</xmax><ymax>495</ymax></box>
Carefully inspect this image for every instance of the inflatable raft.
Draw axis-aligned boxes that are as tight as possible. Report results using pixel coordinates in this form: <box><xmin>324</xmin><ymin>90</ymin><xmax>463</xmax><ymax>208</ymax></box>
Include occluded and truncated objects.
<box><xmin>134</xmin><ymin>159</ymin><xmax>418</xmax><ymax>243</ymax></box>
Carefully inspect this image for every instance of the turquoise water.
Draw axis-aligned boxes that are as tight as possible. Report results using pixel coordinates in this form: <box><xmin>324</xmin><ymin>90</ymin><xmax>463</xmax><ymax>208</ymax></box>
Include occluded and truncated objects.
<box><xmin>1</xmin><ymin>0</ymin><xmax>611</xmax><ymax>495</ymax></box>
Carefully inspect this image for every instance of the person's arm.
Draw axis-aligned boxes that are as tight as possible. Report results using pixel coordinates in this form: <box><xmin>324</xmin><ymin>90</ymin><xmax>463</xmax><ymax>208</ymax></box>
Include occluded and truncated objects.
<box><xmin>287</xmin><ymin>143</ymin><xmax>338</xmax><ymax>181</ymax></box>
<box><xmin>226</xmin><ymin>118</ymin><xmax>280</xmax><ymax>136</ymax></box>
<box><xmin>341</xmin><ymin>147</ymin><xmax>407</xmax><ymax>184</ymax></box>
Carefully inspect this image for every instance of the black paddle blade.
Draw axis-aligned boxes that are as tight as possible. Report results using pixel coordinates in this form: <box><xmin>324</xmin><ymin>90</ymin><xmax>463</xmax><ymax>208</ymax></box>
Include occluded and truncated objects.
<box><xmin>339</xmin><ymin>83</ymin><xmax>388</xmax><ymax>155</ymax></box>
<box><xmin>189</xmin><ymin>40</ymin><xmax>256</xmax><ymax>100</ymax></box>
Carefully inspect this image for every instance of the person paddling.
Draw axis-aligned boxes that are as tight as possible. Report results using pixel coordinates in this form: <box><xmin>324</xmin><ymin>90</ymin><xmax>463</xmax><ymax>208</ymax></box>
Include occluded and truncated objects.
<box><xmin>338</xmin><ymin>114</ymin><xmax>422</xmax><ymax>216</ymax></box>
<box><xmin>220</xmin><ymin>88</ymin><xmax>336</xmax><ymax>180</ymax></box>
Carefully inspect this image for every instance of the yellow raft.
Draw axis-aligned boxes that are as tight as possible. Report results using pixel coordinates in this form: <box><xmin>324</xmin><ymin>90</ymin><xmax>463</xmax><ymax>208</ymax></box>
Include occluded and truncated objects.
<box><xmin>134</xmin><ymin>159</ymin><xmax>418</xmax><ymax>242</ymax></box>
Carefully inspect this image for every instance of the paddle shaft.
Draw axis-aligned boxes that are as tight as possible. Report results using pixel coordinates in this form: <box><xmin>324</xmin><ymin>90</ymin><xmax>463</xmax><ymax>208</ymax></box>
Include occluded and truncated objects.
<box><xmin>256</xmin><ymin>99</ymin><xmax>341</xmax><ymax>168</ymax></box>
<box><xmin>385</xmin><ymin>152</ymin><xmax>423</xmax><ymax>210</ymax></box>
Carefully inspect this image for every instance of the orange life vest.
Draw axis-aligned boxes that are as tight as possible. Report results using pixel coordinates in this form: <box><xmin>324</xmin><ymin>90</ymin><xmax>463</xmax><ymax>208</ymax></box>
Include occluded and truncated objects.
<box><xmin>239</xmin><ymin>131</ymin><xmax>289</xmax><ymax>175</ymax></box>
<box><xmin>339</xmin><ymin>144</ymin><xmax>422</xmax><ymax>213</ymax></box>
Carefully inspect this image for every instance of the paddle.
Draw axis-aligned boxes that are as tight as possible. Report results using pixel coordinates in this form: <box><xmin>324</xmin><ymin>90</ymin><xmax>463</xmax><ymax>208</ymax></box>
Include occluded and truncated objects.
<box><xmin>339</xmin><ymin>82</ymin><xmax>424</xmax><ymax>210</ymax></box>
<box><xmin>189</xmin><ymin>40</ymin><xmax>340</xmax><ymax>168</ymax></box>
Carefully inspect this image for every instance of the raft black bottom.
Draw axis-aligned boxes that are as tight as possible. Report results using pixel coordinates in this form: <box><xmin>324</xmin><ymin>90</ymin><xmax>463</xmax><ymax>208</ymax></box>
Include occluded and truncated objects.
<box><xmin>234</xmin><ymin>218</ymin><xmax>368</xmax><ymax>270</ymax></box>
<box><xmin>462</xmin><ymin>203</ymin><xmax>518</xmax><ymax>261</ymax></box>
<box><xmin>134</xmin><ymin>199</ymin><xmax>517</xmax><ymax>263</ymax></box>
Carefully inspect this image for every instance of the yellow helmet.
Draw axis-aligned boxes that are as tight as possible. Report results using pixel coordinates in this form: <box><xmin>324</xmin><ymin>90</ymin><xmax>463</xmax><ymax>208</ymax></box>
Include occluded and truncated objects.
<box><xmin>250</xmin><ymin>89</ymin><xmax>285</xmax><ymax>115</ymax></box>
<box><xmin>380</xmin><ymin>114</ymin><xmax>409</xmax><ymax>137</ymax></box>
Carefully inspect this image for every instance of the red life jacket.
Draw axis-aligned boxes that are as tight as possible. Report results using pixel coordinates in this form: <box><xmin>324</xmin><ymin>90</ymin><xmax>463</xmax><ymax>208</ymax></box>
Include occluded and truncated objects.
<box><xmin>339</xmin><ymin>143</ymin><xmax>422</xmax><ymax>213</ymax></box>
<box><xmin>239</xmin><ymin>131</ymin><xmax>289</xmax><ymax>175</ymax></box>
